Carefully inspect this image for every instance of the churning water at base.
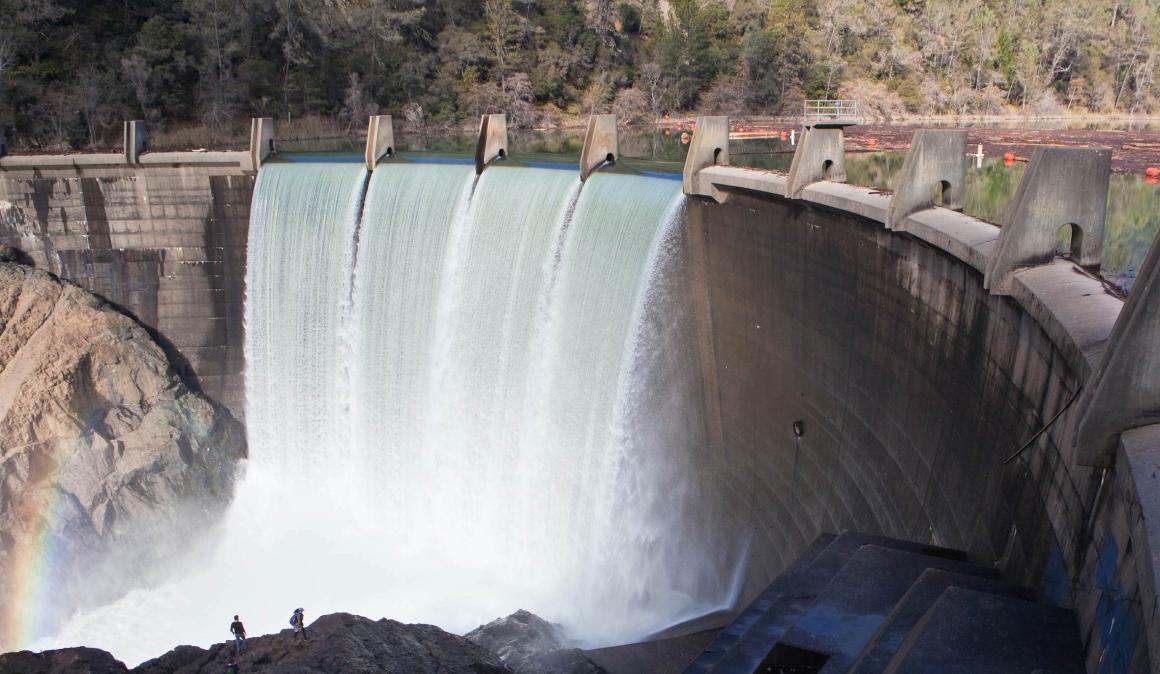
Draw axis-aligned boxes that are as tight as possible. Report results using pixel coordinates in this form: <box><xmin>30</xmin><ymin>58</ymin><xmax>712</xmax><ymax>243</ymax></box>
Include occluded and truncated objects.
<box><xmin>33</xmin><ymin>161</ymin><xmax>733</xmax><ymax>665</ymax></box>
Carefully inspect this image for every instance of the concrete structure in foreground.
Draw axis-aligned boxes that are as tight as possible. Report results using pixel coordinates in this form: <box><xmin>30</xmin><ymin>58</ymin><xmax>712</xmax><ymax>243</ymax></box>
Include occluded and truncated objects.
<box><xmin>1</xmin><ymin>114</ymin><xmax>1158</xmax><ymax>672</ymax></box>
<box><xmin>681</xmin><ymin>116</ymin><xmax>1159</xmax><ymax>672</ymax></box>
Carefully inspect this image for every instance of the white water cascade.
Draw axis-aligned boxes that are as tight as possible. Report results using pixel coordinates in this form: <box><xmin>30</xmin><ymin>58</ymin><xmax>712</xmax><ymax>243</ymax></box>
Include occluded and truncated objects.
<box><xmin>34</xmin><ymin>159</ymin><xmax>733</xmax><ymax>665</ymax></box>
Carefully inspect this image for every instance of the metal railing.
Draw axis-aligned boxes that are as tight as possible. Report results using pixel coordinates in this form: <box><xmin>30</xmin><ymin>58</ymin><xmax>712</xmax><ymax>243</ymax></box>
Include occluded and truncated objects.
<box><xmin>803</xmin><ymin>100</ymin><xmax>860</xmax><ymax>124</ymax></box>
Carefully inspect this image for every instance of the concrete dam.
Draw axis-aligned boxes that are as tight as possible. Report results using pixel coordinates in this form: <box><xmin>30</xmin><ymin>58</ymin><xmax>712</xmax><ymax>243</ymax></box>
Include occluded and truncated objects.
<box><xmin>0</xmin><ymin>115</ymin><xmax>1158</xmax><ymax>673</ymax></box>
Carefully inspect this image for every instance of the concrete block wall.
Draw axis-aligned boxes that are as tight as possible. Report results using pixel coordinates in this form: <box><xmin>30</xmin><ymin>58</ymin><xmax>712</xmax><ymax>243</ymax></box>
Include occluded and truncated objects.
<box><xmin>0</xmin><ymin>164</ymin><xmax>253</xmax><ymax>418</ymax></box>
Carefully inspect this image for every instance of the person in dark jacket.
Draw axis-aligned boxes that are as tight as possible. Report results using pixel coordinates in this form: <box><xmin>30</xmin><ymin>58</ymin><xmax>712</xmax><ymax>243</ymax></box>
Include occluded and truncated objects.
<box><xmin>229</xmin><ymin>615</ymin><xmax>246</xmax><ymax>654</ymax></box>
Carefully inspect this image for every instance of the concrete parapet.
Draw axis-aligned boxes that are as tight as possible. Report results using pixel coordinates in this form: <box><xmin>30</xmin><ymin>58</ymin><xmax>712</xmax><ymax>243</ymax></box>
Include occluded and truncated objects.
<box><xmin>682</xmin><ymin>116</ymin><xmax>730</xmax><ymax>202</ymax></box>
<box><xmin>364</xmin><ymin>115</ymin><xmax>394</xmax><ymax>171</ymax></box>
<box><xmin>787</xmin><ymin>127</ymin><xmax>846</xmax><ymax>199</ymax></box>
<box><xmin>984</xmin><ymin>146</ymin><xmax>1111</xmax><ymax>294</ymax></box>
<box><xmin>475</xmin><ymin>114</ymin><xmax>508</xmax><ymax>175</ymax></box>
<box><xmin>580</xmin><ymin>114</ymin><xmax>618</xmax><ymax>181</ymax></box>
<box><xmin>1074</xmin><ymin>233</ymin><xmax>1160</xmax><ymax>466</ymax></box>
<box><xmin>249</xmin><ymin>117</ymin><xmax>276</xmax><ymax>171</ymax></box>
<box><xmin>885</xmin><ymin>129</ymin><xmax>967</xmax><ymax>230</ymax></box>
<box><xmin>123</xmin><ymin>120</ymin><xmax>148</xmax><ymax>164</ymax></box>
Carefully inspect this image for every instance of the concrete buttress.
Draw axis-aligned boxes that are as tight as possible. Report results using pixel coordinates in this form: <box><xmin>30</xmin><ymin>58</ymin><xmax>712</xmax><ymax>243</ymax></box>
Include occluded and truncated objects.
<box><xmin>365</xmin><ymin>115</ymin><xmax>395</xmax><ymax>171</ymax></box>
<box><xmin>683</xmin><ymin>116</ymin><xmax>730</xmax><ymax>202</ymax></box>
<box><xmin>1074</xmin><ymin>232</ymin><xmax>1160</xmax><ymax>466</ymax></box>
<box><xmin>580</xmin><ymin>114</ymin><xmax>618</xmax><ymax>181</ymax></box>
<box><xmin>787</xmin><ymin>127</ymin><xmax>846</xmax><ymax>198</ymax></box>
<box><xmin>886</xmin><ymin>129</ymin><xmax>967</xmax><ymax>231</ymax></box>
<box><xmin>475</xmin><ymin>114</ymin><xmax>508</xmax><ymax>175</ymax></box>
<box><xmin>984</xmin><ymin>146</ymin><xmax>1111</xmax><ymax>294</ymax></box>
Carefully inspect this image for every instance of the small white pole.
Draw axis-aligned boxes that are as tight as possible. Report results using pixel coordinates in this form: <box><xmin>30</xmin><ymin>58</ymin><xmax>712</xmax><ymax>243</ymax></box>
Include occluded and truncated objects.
<box><xmin>790</xmin><ymin>129</ymin><xmax>796</xmax><ymax>146</ymax></box>
<box><xmin>975</xmin><ymin>143</ymin><xmax>983</xmax><ymax>168</ymax></box>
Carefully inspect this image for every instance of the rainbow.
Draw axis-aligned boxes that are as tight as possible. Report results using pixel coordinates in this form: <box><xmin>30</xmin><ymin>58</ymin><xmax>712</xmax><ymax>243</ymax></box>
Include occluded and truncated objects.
<box><xmin>2</xmin><ymin>481</ymin><xmax>71</xmax><ymax>653</ymax></box>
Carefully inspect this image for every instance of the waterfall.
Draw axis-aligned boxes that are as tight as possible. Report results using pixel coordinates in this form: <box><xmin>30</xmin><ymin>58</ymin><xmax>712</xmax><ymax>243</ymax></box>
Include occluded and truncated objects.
<box><xmin>33</xmin><ymin>161</ymin><xmax>729</xmax><ymax>664</ymax></box>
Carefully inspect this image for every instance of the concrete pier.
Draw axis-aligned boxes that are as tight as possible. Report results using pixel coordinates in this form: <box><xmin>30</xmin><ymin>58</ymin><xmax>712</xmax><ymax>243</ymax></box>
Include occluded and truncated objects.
<box><xmin>249</xmin><ymin>117</ymin><xmax>276</xmax><ymax>170</ymax></box>
<box><xmin>475</xmin><ymin>114</ymin><xmax>507</xmax><ymax>175</ymax></box>
<box><xmin>984</xmin><ymin>146</ymin><xmax>1111</xmax><ymax>293</ymax></box>
<box><xmin>123</xmin><ymin>120</ymin><xmax>148</xmax><ymax>164</ymax></box>
<box><xmin>786</xmin><ymin>127</ymin><xmax>846</xmax><ymax>198</ymax></box>
<box><xmin>579</xmin><ymin>114</ymin><xmax>618</xmax><ymax>181</ymax></box>
<box><xmin>885</xmin><ymin>129</ymin><xmax>966</xmax><ymax>231</ymax></box>
<box><xmin>682</xmin><ymin>116</ymin><xmax>730</xmax><ymax>202</ymax></box>
<box><xmin>364</xmin><ymin>115</ymin><xmax>394</xmax><ymax>171</ymax></box>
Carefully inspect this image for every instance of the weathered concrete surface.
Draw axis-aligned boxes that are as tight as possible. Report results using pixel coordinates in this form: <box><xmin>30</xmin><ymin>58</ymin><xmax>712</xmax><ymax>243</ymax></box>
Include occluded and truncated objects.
<box><xmin>0</xmin><ymin>162</ymin><xmax>253</xmax><ymax>417</ymax></box>
<box><xmin>475</xmin><ymin>114</ymin><xmax>508</xmax><ymax>175</ymax></box>
<box><xmin>786</xmin><ymin>127</ymin><xmax>846</xmax><ymax>198</ymax></box>
<box><xmin>685</xmin><ymin>189</ymin><xmax>1151</xmax><ymax>671</ymax></box>
<box><xmin>885</xmin><ymin>129</ymin><xmax>966</xmax><ymax>230</ymax></box>
<box><xmin>580</xmin><ymin>114</ymin><xmax>618</xmax><ymax>182</ymax></box>
<box><xmin>1074</xmin><ymin>229</ymin><xmax>1160</xmax><ymax>466</ymax></box>
<box><xmin>683</xmin><ymin>117</ymin><xmax>730</xmax><ymax>202</ymax></box>
<box><xmin>984</xmin><ymin>145</ymin><xmax>1111</xmax><ymax>293</ymax></box>
<box><xmin>365</xmin><ymin>115</ymin><xmax>395</xmax><ymax>171</ymax></box>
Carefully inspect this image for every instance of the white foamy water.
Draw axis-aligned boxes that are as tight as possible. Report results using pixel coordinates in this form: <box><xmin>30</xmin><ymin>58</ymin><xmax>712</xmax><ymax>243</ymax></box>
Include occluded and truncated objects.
<box><xmin>33</xmin><ymin>161</ymin><xmax>735</xmax><ymax>665</ymax></box>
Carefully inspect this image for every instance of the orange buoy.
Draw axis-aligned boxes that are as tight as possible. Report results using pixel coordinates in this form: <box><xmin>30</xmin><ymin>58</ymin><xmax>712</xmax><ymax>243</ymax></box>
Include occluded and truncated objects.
<box><xmin>663</xmin><ymin>128</ymin><xmax>671</xmax><ymax>137</ymax></box>
<box><xmin>1146</xmin><ymin>167</ymin><xmax>1160</xmax><ymax>178</ymax></box>
<box><xmin>1003</xmin><ymin>151</ymin><xmax>1016</xmax><ymax>162</ymax></box>
<box><xmin>689</xmin><ymin>122</ymin><xmax>697</xmax><ymax>130</ymax></box>
<box><xmin>779</xmin><ymin>131</ymin><xmax>788</xmax><ymax>140</ymax></box>
<box><xmin>663</xmin><ymin>113</ymin><xmax>671</xmax><ymax>120</ymax></box>
<box><xmin>680</xmin><ymin>132</ymin><xmax>691</xmax><ymax>144</ymax></box>
<box><xmin>867</xmin><ymin>138</ymin><xmax>878</xmax><ymax>148</ymax></box>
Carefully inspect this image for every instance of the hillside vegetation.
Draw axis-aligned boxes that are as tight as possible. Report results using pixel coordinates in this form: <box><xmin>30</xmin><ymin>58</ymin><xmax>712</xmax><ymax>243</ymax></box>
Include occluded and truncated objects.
<box><xmin>1</xmin><ymin>0</ymin><xmax>1157</xmax><ymax>149</ymax></box>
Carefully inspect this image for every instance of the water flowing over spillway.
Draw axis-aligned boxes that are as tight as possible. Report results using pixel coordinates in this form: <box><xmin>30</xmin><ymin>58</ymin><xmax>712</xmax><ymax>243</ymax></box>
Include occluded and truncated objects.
<box><xmin>34</xmin><ymin>160</ymin><xmax>735</xmax><ymax>664</ymax></box>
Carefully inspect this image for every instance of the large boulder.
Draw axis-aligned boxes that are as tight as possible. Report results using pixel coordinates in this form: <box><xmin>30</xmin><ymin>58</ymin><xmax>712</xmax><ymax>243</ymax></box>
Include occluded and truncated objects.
<box><xmin>0</xmin><ymin>263</ymin><xmax>246</xmax><ymax>649</ymax></box>
<box><xmin>131</xmin><ymin>612</ymin><xmax>511</xmax><ymax>674</ymax></box>
<box><xmin>465</xmin><ymin>611</ymin><xmax>607</xmax><ymax>674</ymax></box>
<box><xmin>0</xmin><ymin>647</ymin><xmax>128</xmax><ymax>674</ymax></box>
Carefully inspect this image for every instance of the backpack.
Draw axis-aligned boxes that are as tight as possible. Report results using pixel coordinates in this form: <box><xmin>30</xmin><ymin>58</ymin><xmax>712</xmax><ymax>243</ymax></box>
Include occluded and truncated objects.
<box><xmin>289</xmin><ymin>612</ymin><xmax>298</xmax><ymax>627</ymax></box>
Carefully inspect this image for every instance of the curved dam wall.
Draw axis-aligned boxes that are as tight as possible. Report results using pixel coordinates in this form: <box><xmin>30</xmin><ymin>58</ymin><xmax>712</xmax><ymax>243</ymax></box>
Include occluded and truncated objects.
<box><xmin>0</xmin><ymin>116</ymin><xmax>1157</xmax><ymax>672</ymax></box>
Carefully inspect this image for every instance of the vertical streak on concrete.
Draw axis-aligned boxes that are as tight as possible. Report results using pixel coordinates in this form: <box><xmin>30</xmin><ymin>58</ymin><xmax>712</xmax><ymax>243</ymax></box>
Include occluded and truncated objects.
<box><xmin>787</xmin><ymin>128</ymin><xmax>846</xmax><ymax>199</ymax></box>
<box><xmin>123</xmin><ymin>121</ymin><xmax>148</xmax><ymax>164</ymax></box>
<box><xmin>364</xmin><ymin>115</ymin><xmax>394</xmax><ymax>171</ymax></box>
<box><xmin>579</xmin><ymin>114</ymin><xmax>618</xmax><ymax>181</ymax></box>
<box><xmin>984</xmin><ymin>146</ymin><xmax>1111</xmax><ymax>294</ymax></box>
<box><xmin>886</xmin><ymin>129</ymin><xmax>967</xmax><ymax>231</ymax></box>
<box><xmin>475</xmin><ymin>114</ymin><xmax>508</xmax><ymax>175</ymax></box>
<box><xmin>249</xmin><ymin>118</ymin><xmax>276</xmax><ymax>172</ymax></box>
<box><xmin>682</xmin><ymin>116</ymin><xmax>730</xmax><ymax>202</ymax></box>
<box><xmin>1074</xmin><ymin>233</ymin><xmax>1160</xmax><ymax>466</ymax></box>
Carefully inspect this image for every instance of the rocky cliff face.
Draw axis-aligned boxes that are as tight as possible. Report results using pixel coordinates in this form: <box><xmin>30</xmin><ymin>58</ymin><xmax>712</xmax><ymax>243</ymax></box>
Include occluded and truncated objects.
<box><xmin>0</xmin><ymin>262</ymin><xmax>246</xmax><ymax>648</ymax></box>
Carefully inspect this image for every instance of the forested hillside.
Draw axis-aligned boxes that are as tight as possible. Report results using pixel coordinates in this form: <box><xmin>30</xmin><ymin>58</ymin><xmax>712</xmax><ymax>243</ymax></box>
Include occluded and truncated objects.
<box><xmin>1</xmin><ymin>0</ymin><xmax>1157</xmax><ymax>149</ymax></box>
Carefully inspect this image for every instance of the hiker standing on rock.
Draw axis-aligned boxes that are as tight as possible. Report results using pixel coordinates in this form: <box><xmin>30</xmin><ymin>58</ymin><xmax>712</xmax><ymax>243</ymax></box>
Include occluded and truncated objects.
<box><xmin>229</xmin><ymin>615</ymin><xmax>246</xmax><ymax>654</ymax></box>
<box><xmin>290</xmin><ymin>607</ymin><xmax>309</xmax><ymax>641</ymax></box>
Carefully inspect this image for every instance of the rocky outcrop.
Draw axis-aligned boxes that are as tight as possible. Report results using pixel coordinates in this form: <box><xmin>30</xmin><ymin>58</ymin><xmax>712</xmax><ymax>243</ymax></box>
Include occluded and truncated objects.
<box><xmin>465</xmin><ymin>611</ymin><xmax>607</xmax><ymax>674</ymax></box>
<box><xmin>0</xmin><ymin>647</ymin><xmax>128</xmax><ymax>674</ymax></box>
<box><xmin>0</xmin><ymin>612</ymin><xmax>510</xmax><ymax>674</ymax></box>
<box><xmin>0</xmin><ymin>263</ymin><xmax>246</xmax><ymax>649</ymax></box>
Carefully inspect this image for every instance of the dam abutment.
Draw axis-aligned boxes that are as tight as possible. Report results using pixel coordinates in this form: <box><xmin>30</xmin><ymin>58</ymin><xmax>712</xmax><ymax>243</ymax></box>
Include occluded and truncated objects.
<box><xmin>682</xmin><ymin>118</ymin><xmax>1159</xmax><ymax>671</ymax></box>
